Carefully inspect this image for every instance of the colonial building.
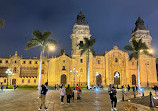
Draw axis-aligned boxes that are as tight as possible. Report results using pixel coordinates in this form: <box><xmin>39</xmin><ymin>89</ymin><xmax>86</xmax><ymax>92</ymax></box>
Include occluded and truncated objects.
<box><xmin>0</xmin><ymin>11</ymin><xmax>157</xmax><ymax>87</ymax></box>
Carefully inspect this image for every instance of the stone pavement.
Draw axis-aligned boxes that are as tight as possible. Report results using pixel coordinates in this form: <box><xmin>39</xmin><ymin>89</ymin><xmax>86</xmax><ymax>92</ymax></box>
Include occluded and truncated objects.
<box><xmin>0</xmin><ymin>89</ymin><xmax>150</xmax><ymax>111</ymax></box>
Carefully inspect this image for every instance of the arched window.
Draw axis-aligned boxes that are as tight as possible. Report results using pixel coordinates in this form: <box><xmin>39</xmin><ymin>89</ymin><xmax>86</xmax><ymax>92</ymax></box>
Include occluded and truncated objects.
<box><xmin>14</xmin><ymin>67</ymin><xmax>17</xmax><ymax>73</ymax></box>
<box><xmin>115</xmin><ymin>58</ymin><xmax>118</xmax><ymax>62</ymax></box>
<box><xmin>80</xmin><ymin>68</ymin><xmax>83</xmax><ymax>72</ymax></box>
<box><xmin>62</xmin><ymin>66</ymin><xmax>66</xmax><ymax>70</ymax></box>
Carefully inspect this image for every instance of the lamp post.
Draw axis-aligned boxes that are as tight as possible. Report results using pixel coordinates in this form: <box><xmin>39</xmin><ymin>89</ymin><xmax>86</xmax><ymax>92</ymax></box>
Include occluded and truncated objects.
<box><xmin>47</xmin><ymin>45</ymin><xmax>55</xmax><ymax>84</ymax></box>
<box><xmin>145</xmin><ymin>63</ymin><xmax>149</xmax><ymax>87</ymax></box>
<box><xmin>70</xmin><ymin>67</ymin><xmax>78</xmax><ymax>90</ymax></box>
<box><xmin>5</xmin><ymin>69</ymin><xmax>14</xmax><ymax>87</ymax></box>
<box><xmin>77</xmin><ymin>73</ymin><xmax>82</xmax><ymax>86</ymax></box>
<box><xmin>114</xmin><ymin>72</ymin><xmax>120</xmax><ymax>89</ymax></box>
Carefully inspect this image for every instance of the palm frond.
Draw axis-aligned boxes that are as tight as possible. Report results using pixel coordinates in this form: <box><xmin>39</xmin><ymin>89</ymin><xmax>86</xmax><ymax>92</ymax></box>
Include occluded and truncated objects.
<box><xmin>43</xmin><ymin>31</ymin><xmax>51</xmax><ymax>41</ymax></box>
<box><xmin>129</xmin><ymin>52</ymin><xmax>138</xmax><ymax>61</ymax></box>
<box><xmin>0</xmin><ymin>18</ymin><xmax>4</xmax><ymax>28</ymax></box>
<box><xmin>132</xmin><ymin>39</ymin><xmax>138</xmax><ymax>51</ymax></box>
<box><xmin>80</xmin><ymin>48</ymin><xmax>87</xmax><ymax>56</ymax></box>
<box><xmin>90</xmin><ymin>48</ymin><xmax>96</xmax><ymax>57</ymax></box>
<box><xmin>33</xmin><ymin>30</ymin><xmax>42</xmax><ymax>39</ymax></box>
<box><xmin>124</xmin><ymin>45</ymin><xmax>134</xmax><ymax>51</ymax></box>
<box><xmin>139</xmin><ymin>43</ymin><xmax>148</xmax><ymax>50</ymax></box>
<box><xmin>90</xmin><ymin>38</ymin><xmax>96</xmax><ymax>47</ymax></box>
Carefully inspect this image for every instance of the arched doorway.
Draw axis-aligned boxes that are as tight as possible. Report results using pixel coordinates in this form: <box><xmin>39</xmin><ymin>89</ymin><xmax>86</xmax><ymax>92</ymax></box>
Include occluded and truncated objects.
<box><xmin>96</xmin><ymin>74</ymin><xmax>102</xmax><ymax>86</ymax></box>
<box><xmin>61</xmin><ymin>74</ymin><xmax>66</xmax><ymax>85</ymax></box>
<box><xmin>12</xmin><ymin>79</ymin><xmax>16</xmax><ymax>85</ymax></box>
<box><xmin>132</xmin><ymin>74</ymin><xmax>136</xmax><ymax>85</ymax></box>
<box><xmin>114</xmin><ymin>72</ymin><xmax>120</xmax><ymax>85</ymax></box>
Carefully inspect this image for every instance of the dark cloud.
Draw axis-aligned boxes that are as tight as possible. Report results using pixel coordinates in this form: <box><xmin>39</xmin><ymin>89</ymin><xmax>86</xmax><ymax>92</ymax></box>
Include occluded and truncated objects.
<box><xmin>0</xmin><ymin>0</ymin><xmax>158</xmax><ymax>58</ymax></box>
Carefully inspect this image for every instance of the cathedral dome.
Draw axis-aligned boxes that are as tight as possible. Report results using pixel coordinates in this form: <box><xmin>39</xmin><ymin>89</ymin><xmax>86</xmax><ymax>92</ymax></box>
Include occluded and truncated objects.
<box><xmin>134</xmin><ymin>17</ymin><xmax>146</xmax><ymax>31</ymax></box>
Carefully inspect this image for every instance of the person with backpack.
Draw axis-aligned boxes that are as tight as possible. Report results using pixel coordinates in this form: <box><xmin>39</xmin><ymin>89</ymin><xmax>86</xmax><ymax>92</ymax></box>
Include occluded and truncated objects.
<box><xmin>39</xmin><ymin>82</ymin><xmax>48</xmax><ymax>110</ymax></box>
<box><xmin>66</xmin><ymin>84</ymin><xmax>73</xmax><ymax>104</ymax></box>
<box><xmin>108</xmin><ymin>85</ymin><xmax>117</xmax><ymax>111</ymax></box>
<box><xmin>59</xmin><ymin>85</ymin><xmax>66</xmax><ymax>104</ymax></box>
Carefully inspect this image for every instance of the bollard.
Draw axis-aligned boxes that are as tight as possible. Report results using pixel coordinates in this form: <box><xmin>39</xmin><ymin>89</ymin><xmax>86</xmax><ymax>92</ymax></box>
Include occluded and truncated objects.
<box><xmin>150</xmin><ymin>91</ymin><xmax>154</xmax><ymax>107</ymax></box>
<box><xmin>122</xmin><ymin>89</ymin><xmax>124</xmax><ymax>101</ymax></box>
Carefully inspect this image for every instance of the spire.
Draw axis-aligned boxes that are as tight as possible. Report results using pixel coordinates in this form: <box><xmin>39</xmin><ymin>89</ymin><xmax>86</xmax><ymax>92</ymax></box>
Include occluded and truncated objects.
<box><xmin>15</xmin><ymin>51</ymin><xmax>18</xmax><ymax>56</ymax></box>
<box><xmin>76</xmin><ymin>10</ymin><xmax>87</xmax><ymax>25</ymax></box>
<box><xmin>134</xmin><ymin>17</ymin><xmax>146</xmax><ymax>31</ymax></box>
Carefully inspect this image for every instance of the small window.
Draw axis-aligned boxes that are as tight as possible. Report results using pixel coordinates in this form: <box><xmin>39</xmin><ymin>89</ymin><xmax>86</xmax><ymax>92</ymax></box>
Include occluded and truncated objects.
<box><xmin>5</xmin><ymin>60</ymin><xmax>8</xmax><ymax>63</ymax></box>
<box><xmin>63</xmin><ymin>60</ymin><xmax>65</xmax><ymax>63</ymax></box>
<box><xmin>29</xmin><ymin>61</ymin><xmax>32</xmax><ymax>64</ymax></box>
<box><xmin>80</xmin><ymin>59</ymin><xmax>83</xmax><ymax>63</ymax></box>
<box><xmin>28</xmin><ymin>79</ymin><xmax>30</xmax><ymax>83</ymax></box>
<box><xmin>42</xmin><ymin>62</ymin><xmax>44</xmax><ymax>64</ymax></box>
<box><xmin>23</xmin><ymin>61</ymin><xmax>26</xmax><ymax>64</ymax></box>
<box><xmin>34</xmin><ymin>79</ymin><xmax>36</xmax><ymax>83</ymax></box>
<box><xmin>14</xmin><ymin>67</ymin><xmax>17</xmax><ymax>73</ymax></box>
<box><xmin>62</xmin><ymin>66</ymin><xmax>66</xmax><ymax>70</ymax></box>
<box><xmin>80</xmin><ymin>68</ymin><xmax>83</xmax><ymax>72</ymax></box>
<box><xmin>35</xmin><ymin>61</ymin><xmax>38</xmax><ymax>64</ymax></box>
<box><xmin>22</xmin><ymin>79</ymin><xmax>24</xmax><ymax>83</ymax></box>
<box><xmin>0</xmin><ymin>60</ymin><xmax>2</xmax><ymax>63</ymax></box>
<box><xmin>132</xmin><ymin>62</ymin><xmax>134</xmax><ymax>65</ymax></box>
<box><xmin>42</xmin><ymin>70</ymin><xmax>44</xmax><ymax>74</ymax></box>
<box><xmin>115</xmin><ymin>58</ymin><xmax>118</xmax><ymax>62</ymax></box>
<box><xmin>15</xmin><ymin>61</ymin><xmax>17</xmax><ymax>63</ymax></box>
<box><xmin>4</xmin><ymin>79</ymin><xmax>6</xmax><ymax>83</ymax></box>
<box><xmin>98</xmin><ymin>60</ymin><xmax>100</xmax><ymax>64</ymax></box>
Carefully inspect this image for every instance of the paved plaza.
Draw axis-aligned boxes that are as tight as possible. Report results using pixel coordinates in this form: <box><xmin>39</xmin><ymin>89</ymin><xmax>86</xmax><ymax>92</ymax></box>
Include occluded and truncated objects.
<box><xmin>0</xmin><ymin>89</ymin><xmax>151</xmax><ymax>111</ymax></box>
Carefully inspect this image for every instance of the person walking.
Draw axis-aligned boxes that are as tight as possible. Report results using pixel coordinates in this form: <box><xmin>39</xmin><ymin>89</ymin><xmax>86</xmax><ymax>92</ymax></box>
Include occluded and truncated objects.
<box><xmin>1</xmin><ymin>83</ymin><xmax>3</xmax><ymax>91</ymax></box>
<box><xmin>66</xmin><ymin>84</ymin><xmax>73</xmax><ymax>104</ymax></box>
<box><xmin>127</xmin><ymin>84</ymin><xmax>130</xmax><ymax>92</ymax></box>
<box><xmin>108</xmin><ymin>85</ymin><xmax>117</xmax><ymax>111</ymax></box>
<box><xmin>59</xmin><ymin>85</ymin><xmax>66</xmax><ymax>104</ymax></box>
<box><xmin>77</xmin><ymin>86</ymin><xmax>82</xmax><ymax>100</ymax></box>
<box><xmin>39</xmin><ymin>82</ymin><xmax>48</xmax><ymax>110</ymax></box>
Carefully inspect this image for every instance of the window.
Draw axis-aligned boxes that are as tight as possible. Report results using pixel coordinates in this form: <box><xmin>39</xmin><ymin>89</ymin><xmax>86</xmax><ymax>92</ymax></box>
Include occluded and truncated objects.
<box><xmin>15</xmin><ymin>60</ymin><xmax>17</xmax><ymax>63</ymax></box>
<box><xmin>0</xmin><ymin>60</ymin><xmax>2</xmax><ymax>63</ymax></box>
<box><xmin>63</xmin><ymin>60</ymin><xmax>65</xmax><ymax>63</ymax></box>
<box><xmin>42</xmin><ymin>70</ymin><xmax>44</xmax><ymax>74</ymax></box>
<box><xmin>14</xmin><ymin>67</ymin><xmax>17</xmax><ymax>73</ymax></box>
<box><xmin>29</xmin><ymin>61</ymin><xmax>32</xmax><ymax>64</ymax></box>
<box><xmin>35</xmin><ymin>61</ymin><xmax>38</xmax><ymax>64</ymax></box>
<box><xmin>34</xmin><ymin>79</ymin><xmax>36</xmax><ymax>83</ymax></box>
<box><xmin>80</xmin><ymin>59</ymin><xmax>83</xmax><ymax>63</ymax></box>
<box><xmin>79</xmin><ymin>41</ymin><xmax>83</xmax><ymax>48</ymax></box>
<box><xmin>22</xmin><ymin>79</ymin><xmax>24</xmax><ymax>83</ymax></box>
<box><xmin>62</xmin><ymin>66</ymin><xmax>66</xmax><ymax>70</ymax></box>
<box><xmin>98</xmin><ymin>60</ymin><xmax>100</xmax><ymax>64</ymax></box>
<box><xmin>42</xmin><ymin>62</ymin><xmax>44</xmax><ymax>64</ymax></box>
<box><xmin>132</xmin><ymin>62</ymin><xmax>134</xmax><ymax>65</ymax></box>
<box><xmin>115</xmin><ymin>58</ymin><xmax>118</xmax><ymax>62</ymax></box>
<box><xmin>4</xmin><ymin>79</ymin><xmax>6</xmax><ymax>83</ymax></box>
<box><xmin>80</xmin><ymin>68</ymin><xmax>83</xmax><ymax>72</ymax></box>
<box><xmin>5</xmin><ymin>60</ymin><xmax>8</xmax><ymax>63</ymax></box>
<box><xmin>23</xmin><ymin>61</ymin><xmax>26</xmax><ymax>64</ymax></box>
<box><xmin>28</xmin><ymin>79</ymin><xmax>30</xmax><ymax>83</ymax></box>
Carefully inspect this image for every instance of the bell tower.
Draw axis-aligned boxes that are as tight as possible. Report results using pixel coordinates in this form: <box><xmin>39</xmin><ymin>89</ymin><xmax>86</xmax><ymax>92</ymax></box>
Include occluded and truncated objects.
<box><xmin>71</xmin><ymin>11</ymin><xmax>91</xmax><ymax>58</ymax></box>
<box><xmin>130</xmin><ymin>17</ymin><xmax>152</xmax><ymax>48</ymax></box>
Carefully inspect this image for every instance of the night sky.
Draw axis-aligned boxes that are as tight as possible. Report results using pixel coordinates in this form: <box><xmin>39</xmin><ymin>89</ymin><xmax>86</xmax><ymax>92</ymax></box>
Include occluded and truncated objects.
<box><xmin>0</xmin><ymin>0</ymin><xmax>158</xmax><ymax>58</ymax></box>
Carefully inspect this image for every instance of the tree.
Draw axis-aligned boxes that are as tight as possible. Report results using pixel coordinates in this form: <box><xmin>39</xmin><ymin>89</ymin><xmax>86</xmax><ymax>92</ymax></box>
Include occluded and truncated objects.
<box><xmin>0</xmin><ymin>18</ymin><xmax>4</xmax><ymax>28</ymax></box>
<box><xmin>25</xmin><ymin>30</ymin><xmax>57</xmax><ymax>95</ymax></box>
<box><xmin>124</xmin><ymin>38</ymin><xmax>152</xmax><ymax>89</ymax></box>
<box><xmin>78</xmin><ymin>38</ymin><xmax>96</xmax><ymax>89</ymax></box>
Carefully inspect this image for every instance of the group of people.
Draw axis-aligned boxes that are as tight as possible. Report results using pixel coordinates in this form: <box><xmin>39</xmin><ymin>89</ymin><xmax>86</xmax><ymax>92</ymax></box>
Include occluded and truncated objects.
<box><xmin>39</xmin><ymin>83</ymin><xmax>82</xmax><ymax>110</ymax></box>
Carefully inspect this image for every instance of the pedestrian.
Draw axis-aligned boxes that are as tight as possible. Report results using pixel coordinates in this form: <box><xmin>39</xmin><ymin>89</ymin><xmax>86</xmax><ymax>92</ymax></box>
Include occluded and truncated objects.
<box><xmin>59</xmin><ymin>85</ymin><xmax>66</xmax><ymax>104</ymax></box>
<box><xmin>108</xmin><ymin>85</ymin><xmax>117</xmax><ymax>111</ymax></box>
<box><xmin>54</xmin><ymin>84</ymin><xmax>57</xmax><ymax>90</ymax></box>
<box><xmin>77</xmin><ymin>86</ymin><xmax>82</xmax><ymax>100</ymax></box>
<box><xmin>1</xmin><ymin>83</ymin><xmax>3</xmax><ymax>91</ymax></box>
<box><xmin>127</xmin><ymin>84</ymin><xmax>130</xmax><ymax>92</ymax></box>
<box><xmin>39</xmin><ymin>82</ymin><xmax>48</xmax><ymax>110</ymax></box>
<box><xmin>13</xmin><ymin>84</ymin><xmax>16</xmax><ymax>90</ymax></box>
<box><xmin>132</xmin><ymin>85</ymin><xmax>136</xmax><ymax>98</ymax></box>
<box><xmin>66</xmin><ymin>84</ymin><xmax>73</xmax><ymax>104</ymax></box>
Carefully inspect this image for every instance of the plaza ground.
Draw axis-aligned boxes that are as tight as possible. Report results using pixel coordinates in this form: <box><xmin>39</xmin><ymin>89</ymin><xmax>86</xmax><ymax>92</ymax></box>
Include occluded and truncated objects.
<box><xmin>0</xmin><ymin>89</ymin><xmax>153</xmax><ymax>111</ymax></box>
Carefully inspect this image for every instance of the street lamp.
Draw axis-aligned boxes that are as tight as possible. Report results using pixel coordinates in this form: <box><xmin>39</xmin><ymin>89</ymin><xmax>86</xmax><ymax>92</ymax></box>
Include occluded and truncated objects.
<box><xmin>114</xmin><ymin>72</ymin><xmax>120</xmax><ymax>89</ymax></box>
<box><xmin>77</xmin><ymin>73</ymin><xmax>82</xmax><ymax>86</ymax></box>
<box><xmin>47</xmin><ymin>45</ymin><xmax>55</xmax><ymax>84</ymax></box>
<box><xmin>5</xmin><ymin>69</ymin><xmax>14</xmax><ymax>87</ymax></box>
<box><xmin>145</xmin><ymin>63</ymin><xmax>149</xmax><ymax>87</ymax></box>
<box><xmin>70</xmin><ymin>67</ymin><xmax>78</xmax><ymax>90</ymax></box>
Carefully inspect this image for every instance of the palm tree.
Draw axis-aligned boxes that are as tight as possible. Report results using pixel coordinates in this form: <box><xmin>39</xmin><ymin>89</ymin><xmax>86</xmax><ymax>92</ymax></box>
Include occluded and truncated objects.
<box><xmin>124</xmin><ymin>38</ymin><xmax>152</xmax><ymax>89</ymax></box>
<box><xmin>78</xmin><ymin>38</ymin><xmax>96</xmax><ymax>89</ymax></box>
<box><xmin>0</xmin><ymin>18</ymin><xmax>4</xmax><ymax>28</ymax></box>
<box><xmin>25</xmin><ymin>30</ymin><xmax>57</xmax><ymax>95</ymax></box>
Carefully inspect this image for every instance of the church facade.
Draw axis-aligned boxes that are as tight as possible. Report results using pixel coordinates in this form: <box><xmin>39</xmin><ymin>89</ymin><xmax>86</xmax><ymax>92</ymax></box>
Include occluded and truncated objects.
<box><xmin>0</xmin><ymin>11</ymin><xmax>157</xmax><ymax>87</ymax></box>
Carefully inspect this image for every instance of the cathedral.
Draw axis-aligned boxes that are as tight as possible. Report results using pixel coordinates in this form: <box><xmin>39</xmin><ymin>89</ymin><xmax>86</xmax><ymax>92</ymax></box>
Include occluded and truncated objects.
<box><xmin>0</xmin><ymin>11</ymin><xmax>157</xmax><ymax>87</ymax></box>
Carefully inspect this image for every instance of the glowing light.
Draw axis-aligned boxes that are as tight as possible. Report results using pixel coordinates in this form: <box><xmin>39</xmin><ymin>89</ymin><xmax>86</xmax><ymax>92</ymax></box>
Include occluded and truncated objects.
<box><xmin>140</xmin><ymin>50</ymin><xmax>143</xmax><ymax>52</ymax></box>
<box><xmin>49</xmin><ymin>45</ymin><xmax>55</xmax><ymax>51</ymax></box>
<box><xmin>95</xmin><ymin>88</ymin><xmax>99</xmax><ymax>92</ymax></box>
